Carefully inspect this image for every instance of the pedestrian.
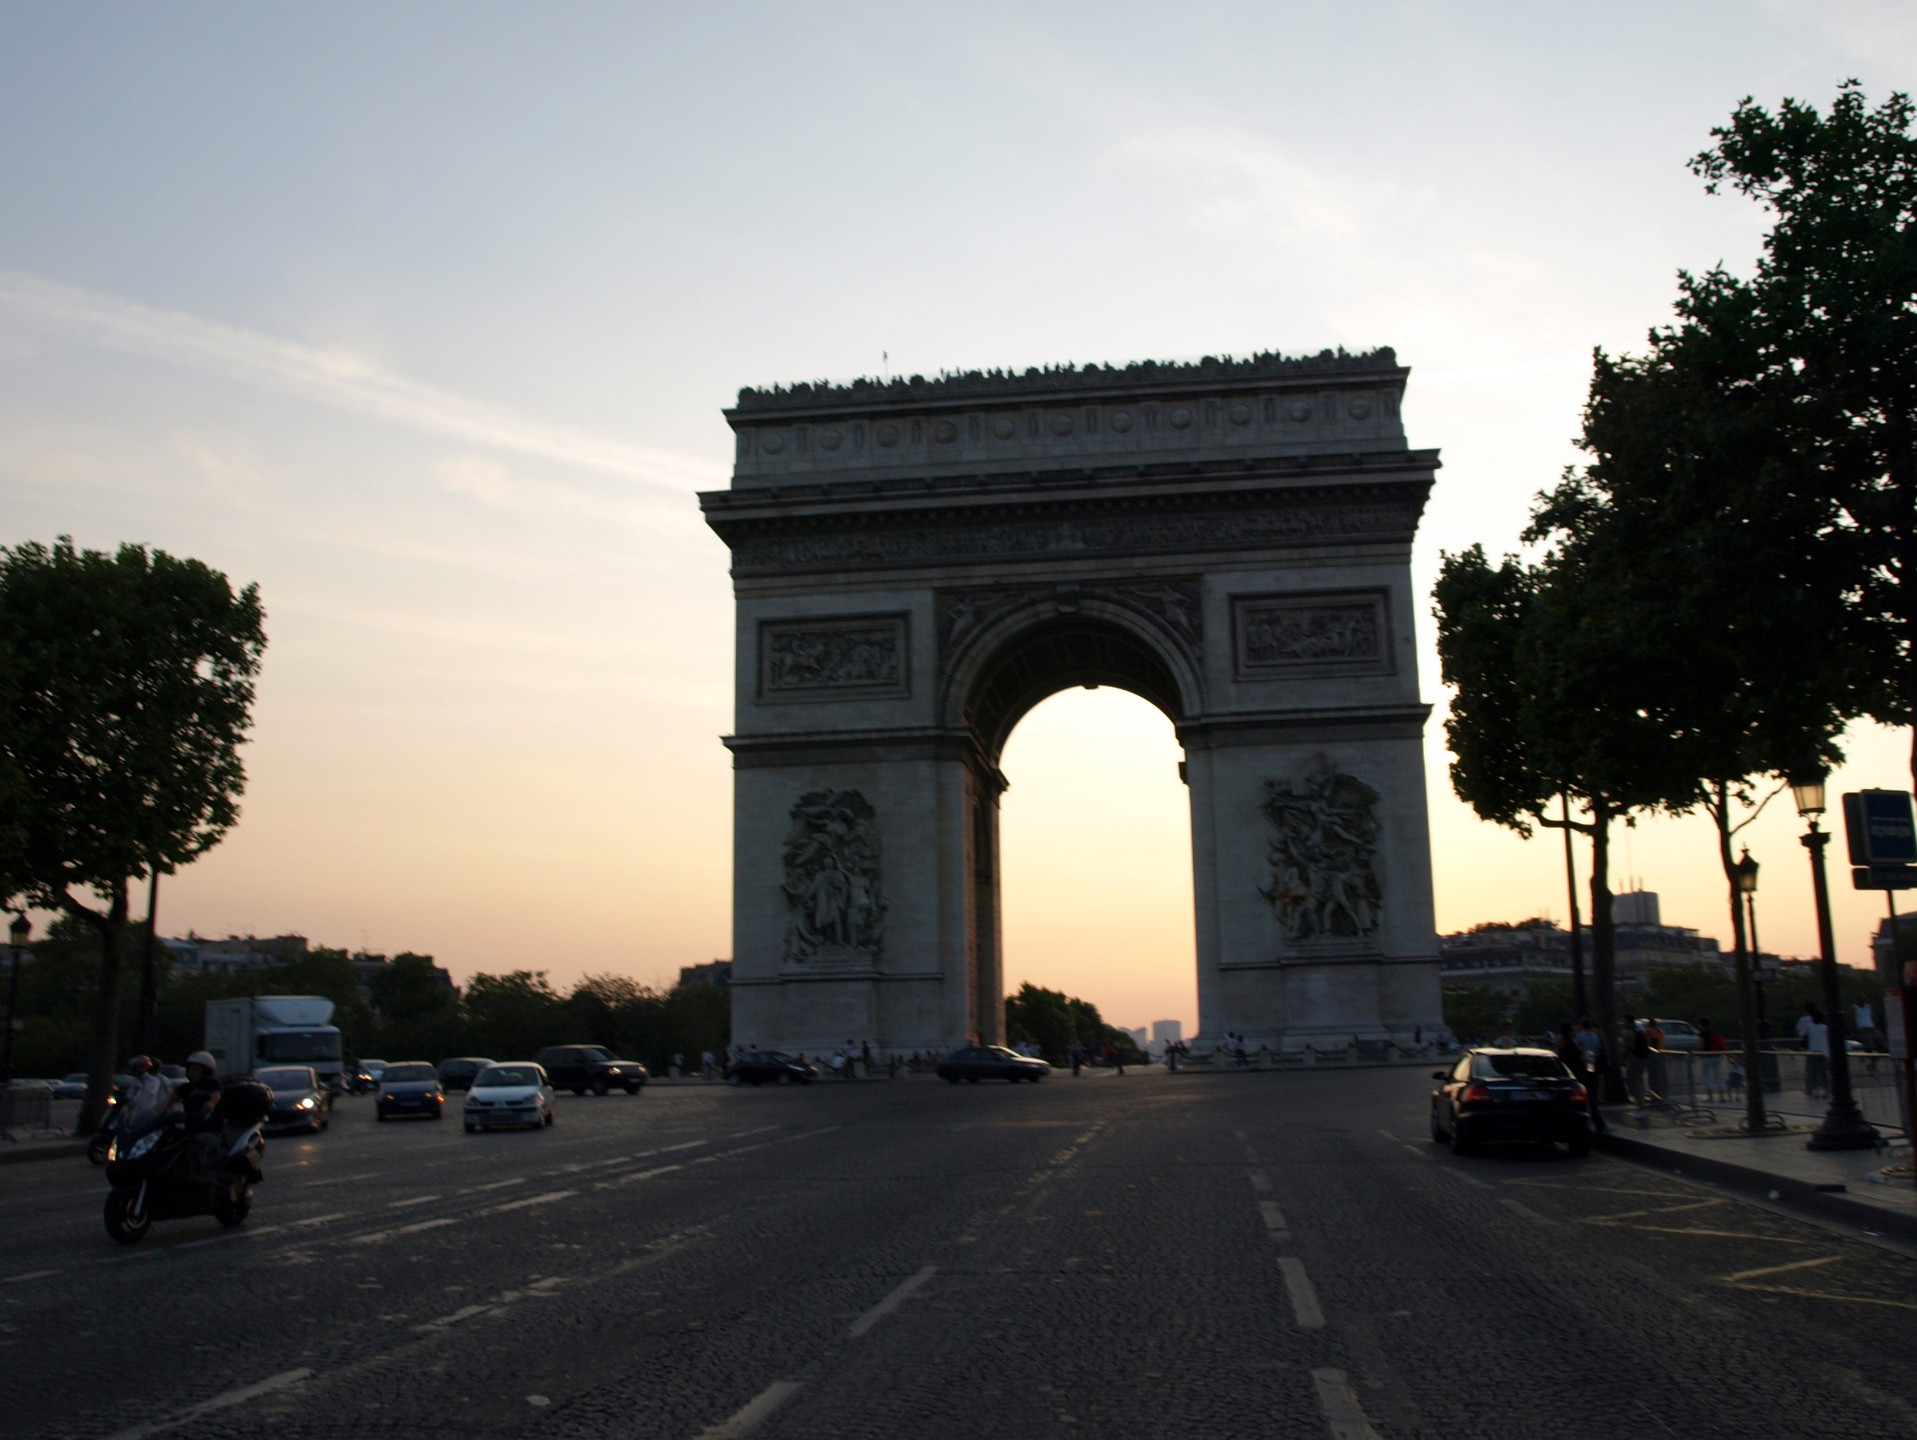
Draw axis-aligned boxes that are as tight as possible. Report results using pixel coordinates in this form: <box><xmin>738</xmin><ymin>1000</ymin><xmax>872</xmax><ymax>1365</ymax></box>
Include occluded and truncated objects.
<box><xmin>1696</xmin><ymin>1017</ymin><xmax>1727</xmax><ymax>1100</ymax></box>
<box><xmin>1553</xmin><ymin>1019</ymin><xmax>1605</xmax><ymax>1135</ymax></box>
<box><xmin>1799</xmin><ymin>1006</ymin><xmax>1829</xmax><ymax>1097</ymax></box>
<box><xmin>861</xmin><ymin>1040</ymin><xmax>872</xmax><ymax>1074</ymax></box>
<box><xmin>1643</xmin><ymin>1018</ymin><xmax>1666</xmax><ymax>1100</ymax></box>
<box><xmin>843</xmin><ymin>1040</ymin><xmax>858</xmax><ymax>1080</ymax></box>
<box><xmin>1070</xmin><ymin>1044</ymin><xmax>1083</xmax><ymax>1077</ymax></box>
<box><xmin>1110</xmin><ymin>1042</ymin><xmax>1125</xmax><ymax>1076</ymax></box>
<box><xmin>1622</xmin><ymin>1014</ymin><xmax>1652</xmax><ymax>1105</ymax></box>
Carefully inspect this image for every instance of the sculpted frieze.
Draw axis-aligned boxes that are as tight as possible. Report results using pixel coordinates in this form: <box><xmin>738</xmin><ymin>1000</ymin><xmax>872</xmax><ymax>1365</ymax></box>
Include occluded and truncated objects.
<box><xmin>760</xmin><ymin>616</ymin><xmax>908</xmax><ymax>699</ymax></box>
<box><xmin>1260</xmin><ymin>756</ymin><xmax>1382</xmax><ymax>946</ymax></box>
<box><xmin>781</xmin><ymin>790</ymin><xmax>884</xmax><ymax>969</ymax></box>
<box><xmin>1234</xmin><ymin>592</ymin><xmax>1389</xmax><ymax>678</ymax></box>
<box><xmin>936</xmin><ymin>578</ymin><xmax>1203</xmax><ymax>681</ymax></box>
<box><xmin>732</xmin><ymin>502</ymin><xmax>1421</xmax><ymax>575</ymax></box>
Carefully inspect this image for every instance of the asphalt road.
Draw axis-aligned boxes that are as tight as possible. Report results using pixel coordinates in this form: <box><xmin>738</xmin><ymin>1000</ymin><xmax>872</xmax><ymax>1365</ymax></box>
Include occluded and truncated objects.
<box><xmin>4</xmin><ymin>1067</ymin><xmax>1915</xmax><ymax>1440</ymax></box>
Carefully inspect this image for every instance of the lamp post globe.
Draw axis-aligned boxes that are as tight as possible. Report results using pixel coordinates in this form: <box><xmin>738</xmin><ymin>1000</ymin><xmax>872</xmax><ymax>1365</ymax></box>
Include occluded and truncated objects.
<box><xmin>1790</xmin><ymin>769</ymin><xmax>1881</xmax><ymax>1152</ymax></box>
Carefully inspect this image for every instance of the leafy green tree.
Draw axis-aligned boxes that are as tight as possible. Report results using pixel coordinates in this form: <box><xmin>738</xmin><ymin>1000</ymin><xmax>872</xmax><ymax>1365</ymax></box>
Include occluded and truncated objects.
<box><xmin>462</xmin><ymin>970</ymin><xmax>564</xmax><ymax>1060</ymax></box>
<box><xmin>1511</xmin><ymin>980</ymin><xmax>1577</xmax><ymax>1041</ymax></box>
<box><xmin>1441</xmin><ymin>985</ymin><xmax>1509</xmax><ymax>1044</ymax></box>
<box><xmin>1003</xmin><ymin>981</ymin><xmax>1138</xmax><ymax>1065</ymax></box>
<box><xmin>0</xmin><ymin>538</ymin><xmax>264</xmax><ymax>1124</ymax></box>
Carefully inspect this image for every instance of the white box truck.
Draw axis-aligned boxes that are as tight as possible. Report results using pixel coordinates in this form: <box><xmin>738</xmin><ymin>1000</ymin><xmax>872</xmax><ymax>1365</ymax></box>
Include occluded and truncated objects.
<box><xmin>204</xmin><ymin>995</ymin><xmax>345</xmax><ymax>1088</ymax></box>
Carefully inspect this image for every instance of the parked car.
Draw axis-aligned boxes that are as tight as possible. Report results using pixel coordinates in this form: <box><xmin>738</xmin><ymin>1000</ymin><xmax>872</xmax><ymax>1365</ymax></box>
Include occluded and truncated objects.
<box><xmin>727</xmin><ymin>1050</ymin><xmax>818</xmax><ymax>1086</ymax></box>
<box><xmin>533</xmin><ymin>1045</ymin><xmax>648</xmax><ymax>1096</ymax></box>
<box><xmin>464</xmin><ymin>1063</ymin><xmax>556</xmax><ymax>1132</ymax></box>
<box><xmin>1430</xmin><ymin>1047</ymin><xmax>1591</xmax><ymax>1157</ymax></box>
<box><xmin>436</xmin><ymin>1057</ymin><xmax>495</xmax><ymax>1093</ymax></box>
<box><xmin>255</xmin><ymin>1065</ymin><xmax>331</xmax><ymax>1134</ymax></box>
<box><xmin>377</xmin><ymin>1061</ymin><xmax>446</xmax><ymax>1121</ymax></box>
<box><xmin>936</xmin><ymin>1044</ymin><xmax>1052</xmax><ymax>1084</ymax></box>
<box><xmin>51</xmin><ymin>1073</ymin><xmax>89</xmax><ymax>1099</ymax></box>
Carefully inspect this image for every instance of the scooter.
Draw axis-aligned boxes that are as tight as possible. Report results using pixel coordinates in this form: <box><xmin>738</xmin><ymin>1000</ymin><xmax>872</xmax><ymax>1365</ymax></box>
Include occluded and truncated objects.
<box><xmin>86</xmin><ymin>1093</ymin><xmax>120</xmax><ymax>1166</ymax></box>
<box><xmin>102</xmin><ymin>1082</ymin><xmax>269</xmax><ymax>1245</ymax></box>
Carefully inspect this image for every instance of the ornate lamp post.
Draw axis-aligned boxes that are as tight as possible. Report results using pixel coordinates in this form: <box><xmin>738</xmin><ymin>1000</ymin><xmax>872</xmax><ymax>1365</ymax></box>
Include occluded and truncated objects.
<box><xmin>4</xmin><ymin>912</ymin><xmax>28</xmax><ymax>1076</ymax></box>
<box><xmin>1791</xmin><ymin>772</ymin><xmax>1881</xmax><ymax>1151</ymax></box>
<box><xmin>1736</xmin><ymin>848</ymin><xmax>1767</xmax><ymax>1031</ymax></box>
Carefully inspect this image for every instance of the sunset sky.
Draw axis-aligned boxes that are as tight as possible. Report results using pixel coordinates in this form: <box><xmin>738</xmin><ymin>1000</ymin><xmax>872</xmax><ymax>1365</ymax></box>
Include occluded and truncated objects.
<box><xmin>4</xmin><ymin>4</ymin><xmax>1914</xmax><ymax>1035</ymax></box>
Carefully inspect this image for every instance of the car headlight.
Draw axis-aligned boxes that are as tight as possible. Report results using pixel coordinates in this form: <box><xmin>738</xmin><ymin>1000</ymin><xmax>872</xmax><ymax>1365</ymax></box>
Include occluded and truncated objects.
<box><xmin>126</xmin><ymin>1131</ymin><xmax>161</xmax><ymax>1161</ymax></box>
<box><xmin>295</xmin><ymin>1096</ymin><xmax>316</xmax><ymax>1111</ymax></box>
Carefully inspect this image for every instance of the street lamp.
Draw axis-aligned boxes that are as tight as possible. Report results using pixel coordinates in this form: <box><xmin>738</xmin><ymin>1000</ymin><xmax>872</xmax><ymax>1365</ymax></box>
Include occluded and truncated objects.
<box><xmin>1790</xmin><ymin>771</ymin><xmax>1881</xmax><ymax>1151</ymax></box>
<box><xmin>1735</xmin><ymin>848</ymin><xmax>1767</xmax><ymax>1031</ymax></box>
<box><xmin>4</xmin><ymin>912</ymin><xmax>28</xmax><ymax>1077</ymax></box>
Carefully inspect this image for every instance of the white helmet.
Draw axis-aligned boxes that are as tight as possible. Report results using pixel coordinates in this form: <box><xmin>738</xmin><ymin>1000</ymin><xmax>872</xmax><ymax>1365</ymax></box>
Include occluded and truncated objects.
<box><xmin>186</xmin><ymin>1050</ymin><xmax>217</xmax><ymax>1073</ymax></box>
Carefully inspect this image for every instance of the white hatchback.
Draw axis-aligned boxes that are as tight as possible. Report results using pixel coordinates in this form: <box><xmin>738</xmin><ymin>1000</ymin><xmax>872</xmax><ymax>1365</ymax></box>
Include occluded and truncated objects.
<box><xmin>463</xmin><ymin>1063</ymin><xmax>556</xmax><ymax>1132</ymax></box>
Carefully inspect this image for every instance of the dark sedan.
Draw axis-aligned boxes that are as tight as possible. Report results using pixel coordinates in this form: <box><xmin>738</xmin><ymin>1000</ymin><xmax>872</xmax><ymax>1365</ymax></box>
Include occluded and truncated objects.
<box><xmin>254</xmin><ymin>1065</ymin><xmax>331</xmax><ymax>1134</ymax></box>
<box><xmin>435</xmin><ymin>1057</ymin><xmax>495</xmax><ymax>1093</ymax></box>
<box><xmin>937</xmin><ymin>1044</ymin><xmax>1051</xmax><ymax>1084</ymax></box>
<box><xmin>1430</xmin><ymin>1047</ymin><xmax>1591</xmax><ymax>1157</ymax></box>
<box><xmin>376</xmin><ymin>1061</ymin><xmax>446</xmax><ymax>1121</ymax></box>
<box><xmin>727</xmin><ymin>1051</ymin><xmax>818</xmax><ymax>1086</ymax></box>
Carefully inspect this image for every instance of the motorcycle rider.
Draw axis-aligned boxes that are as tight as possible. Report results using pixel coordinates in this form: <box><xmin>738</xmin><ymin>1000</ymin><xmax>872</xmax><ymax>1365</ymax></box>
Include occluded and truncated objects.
<box><xmin>180</xmin><ymin>1050</ymin><xmax>222</xmax><ymax>1123</ymax></box>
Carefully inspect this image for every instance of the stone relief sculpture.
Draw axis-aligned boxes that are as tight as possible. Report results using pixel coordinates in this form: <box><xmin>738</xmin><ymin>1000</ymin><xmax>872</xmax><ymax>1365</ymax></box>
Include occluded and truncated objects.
<box><xmin>781</xmin><ymin>790</ymin><xmax>884</xmax><ymax>967</ymax></box>
<box><xmin>763</xmin><ymin>619</ymin><xmax>905</xmax><ymax>695</ymax></box>
<box><xmin>1241</xmin><ymin>600</ymin><xmax>1380</xmax><ymax>668</ymax></box>
<box><xmin>1260</xmin><ymin>757</ymin><xmax>1382</xmax><ymax>943</ymax></box>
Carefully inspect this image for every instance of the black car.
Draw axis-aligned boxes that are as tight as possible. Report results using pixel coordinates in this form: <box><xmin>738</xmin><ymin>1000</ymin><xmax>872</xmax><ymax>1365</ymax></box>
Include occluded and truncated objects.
<box><xmin>253</xmin><ymin>1065</ymin><xmax>331</xmax><ymax>1134</ymax></box>
<box><xmin>727</xmin><ymin>1051</ymin><xmax>818</xmax><ymax>1086</ymax></box>
<box><xmin>377</xmin><ymin>1061</ymin><xmax>446</xmax><ymax>1121</ymax></box>
<box><xmin>436</xmin><ymin>1057</ymin><xmax>496</xmax><ymax>1093</ymax></box>
<box><xmin>1430</xmin><ymin>1047</ymin><xmax>1591</xmax><ymax>1156</ymax></box>
<box><xmin>533</xmin><ymin>1045</ymin><xmax>649</xmax><ymax>1096</ymax></box>
<box><xmin>936</xmin><ymin>1044</ymin><xmax>1051</xmax><ymax>1084</ymax></box>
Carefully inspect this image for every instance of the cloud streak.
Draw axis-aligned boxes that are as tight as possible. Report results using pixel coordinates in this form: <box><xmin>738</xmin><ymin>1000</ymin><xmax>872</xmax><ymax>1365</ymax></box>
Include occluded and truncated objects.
<box><xmin>0</xmin><ymin>269</ymin><xmax>722</xmax><ymax>493</ymax></box>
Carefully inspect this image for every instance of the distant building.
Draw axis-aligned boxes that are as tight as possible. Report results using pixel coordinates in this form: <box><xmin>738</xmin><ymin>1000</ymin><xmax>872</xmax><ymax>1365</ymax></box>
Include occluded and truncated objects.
<box><xmin>1871</xmin><ymin>914</ymin><xmax>1917</xmax><ymax>978</ymax></box>
<box><xmin>1151</xmin><ymin>1019</ymin><xmax>1183</xmax><ymax>1056</ymax></box>
<box><xmin>1122</xmin><ymin>1026</ymin><xmax>1148</xmax><ymax>1050</ymax></box>
<box><xmin>163</xmin><ymin>933</ymin><xmax>308</xmax><ymax>976</ymax></box>
<box><xmin>679</xmin><ymin>960</ymin><xmax>732</xmax><ymax>988</ymax></box>
<box><xmin>1440</xmin><ymin>891</ymin><xmax>1728</xmax><ymax>1000</ymax></box>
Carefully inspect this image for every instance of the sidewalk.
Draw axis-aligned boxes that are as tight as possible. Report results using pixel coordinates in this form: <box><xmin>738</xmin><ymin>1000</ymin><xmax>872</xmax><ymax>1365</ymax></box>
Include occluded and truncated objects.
<box><xmin>1598</xmin><ymin>1095</ymin><xmax>1917</xmax><ymax>1245</ymax></box>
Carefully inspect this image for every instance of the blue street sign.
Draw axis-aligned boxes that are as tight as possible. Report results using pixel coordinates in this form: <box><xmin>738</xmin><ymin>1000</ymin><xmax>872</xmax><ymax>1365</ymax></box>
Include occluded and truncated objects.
<box><xmin>1843</xmin><ymin>790</ymin><xmax>1917</xmax><ymax>866</ymax></box>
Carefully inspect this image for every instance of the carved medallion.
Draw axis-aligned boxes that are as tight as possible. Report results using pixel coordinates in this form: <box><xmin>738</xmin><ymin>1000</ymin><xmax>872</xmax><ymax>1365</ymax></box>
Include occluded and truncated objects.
<box><xmin>1259</xmin><ymin>757</ymin><xmax>1381</xmax><ymax>945</ymax></box>
<box><xmin>760</xmin><ymin>616</ymin><xmax>909</xmax><ymax>700</ymax></box>
<box><xmin>781</xmin><ymin>790</ymin><xmax>884</xmax><ymax>968</ymax></box>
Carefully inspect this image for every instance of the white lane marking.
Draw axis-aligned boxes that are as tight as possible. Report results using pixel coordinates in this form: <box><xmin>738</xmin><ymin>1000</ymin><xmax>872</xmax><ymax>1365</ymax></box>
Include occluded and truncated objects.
<box><xmin>1277</xmin><ymin>1256</ymin><xmax>1326</xmax><ymax>1329</ymax></box>
<box><xmin>1259</xmin><ymin>1200</ymin><xmax>1290</xmax><ymax>1235</ymax></box>
<box><xmin>1723</xmin><ymin>1254</ymin><xmax>1844</xmax><ymax>1284</ymax></box>
<box><xmin>1050</xmin><ymin>1147</ymin><xmax>1078</xmax><ymax>1165</ymax></box>
<box><xmin>693</xmin><ymin>1379</ymin><xmax>806</xmax><ymax>1440</ymax></box>
<box><xmin>386</xmin><ymin>1195</ymin><xmax>441</xmax><ymax>1209</ymax></box>
<box><xmin>1498</xmin><ymin>1198</ymin><xmax>1555</xmax><ymax>1226</ymax></box>
<box><xmin>396</xmin><ymin>1216</ymin><xmax>457</xmax><ymax>1235</ymax></box>
<box><xmin>4</xmin><ymin>1269</ymin><xmax>59</xmax><ymax>1283</ymax></box>
<box><xmin>1587</xmin><ymin>1198</ymin><xmax>1723</xmax><ymax>1224</ymax></box>
<box><xmin>848</xmin><ymin>1265</ymin><xmax>937</xmax><ymax>1338</ymax></box>
<box><xmin>1073</xmin><ymin>1128</ymin><xmax>1100</xmax><ymax>1145</ymax></box>
<box><xmin>614</xmin><ymin>1163</ymin><xmax>684</xmax><ymax>1186</ymax></box>
<box><xmin>1735</xmin><ymin>1283</ymin><xmax>1917</xmax><ymax>1311</ymax></box>
<box><xmin>729</xmin><ymin>1126</ymin><xmax>780</xmax><ymax>1139</ymax></box>
<box><xmin>415</xmin><ymin>1302</ymin><xmax>492</xmax><ymax>1332</ymax></box>
<box><xmin>471</xmin><ymin>1176</ymin><xmax>525</xmax><ymax>1192</ymax></box>
<box><xmin>104</xmin><ymin>1367</ymin><xmax>312</xmax><ymax>1440</ymax></box>
<box><xmin>487</xmin><ymin>1189</ymin><xmax>575</xmax><ymax>1214</ymax></box>
<box><xmin>1310</xmin><ymin>1367</ymin><xmax>1382</xmax><ymax>1440</ymax></box>
<box><xmin>1249</xmin><ymin>1171</ymin><xmax>1272</xmax><ymax>1193</ymax></box>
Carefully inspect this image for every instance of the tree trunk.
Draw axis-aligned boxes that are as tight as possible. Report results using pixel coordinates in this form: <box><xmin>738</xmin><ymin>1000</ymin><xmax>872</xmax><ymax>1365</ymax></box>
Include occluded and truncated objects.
<box><xmin>1561</xmin><ymin>792</ymin><xmax>1588</xmax><ymax>1017</ymax></box>
<box><xmin>136</xmin><ymin>869</ymin><xmax>160</xmax><ymax>1055</ymax></box>
<box><xmin>1588</xmin><ymin>803</ymin><xmax>1621</xmax><ymax>1101</ymax></box>
<box><xmin>1712</xmin><ymin>781</ymin><xmax>1767</xmax><ymax>1133</ymax></box>
<box><xmin>79</xmin><ymin>882</ymin><xmax>130</xmax><ymax>1134</ymax></box>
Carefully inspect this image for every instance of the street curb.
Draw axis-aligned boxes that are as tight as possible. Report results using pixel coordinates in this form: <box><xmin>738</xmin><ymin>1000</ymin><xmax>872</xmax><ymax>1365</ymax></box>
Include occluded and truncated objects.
<box><xmin>1597</xmin><ymin>1130</ymin><xmax>1917</xmax><ymax>1246</ymax></box>
<box><xmin>0</xmin><ymin>1139</ymin><xmax>87</xmax><ymax>1166</ymax></box>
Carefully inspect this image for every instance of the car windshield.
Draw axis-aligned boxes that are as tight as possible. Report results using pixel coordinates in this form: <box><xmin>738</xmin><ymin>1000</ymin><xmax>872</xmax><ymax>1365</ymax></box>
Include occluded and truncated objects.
<box><xmin>383</xmin><ymin>1064</ymin><xmax>436</xmax><ymax>1082</ymax></box>
<box><xmin>255</xmin><ymin>1068</ymin><xmax>313</xmax><ymax>1089</ymax></box>
<box><xmin>476</xmin><ymin>1067</ymin><xmax>539</xmax><ymax>1087</ymax></box>
<box><xmin>1475</xmin><ymin>1053</ymin><xmax>1571</xmax><ymax>1080</ymax></box>
<box><xmin>766</xmin><ymin>1052</ymin><xmax>794</xmax><ymax>1063</ymax></box>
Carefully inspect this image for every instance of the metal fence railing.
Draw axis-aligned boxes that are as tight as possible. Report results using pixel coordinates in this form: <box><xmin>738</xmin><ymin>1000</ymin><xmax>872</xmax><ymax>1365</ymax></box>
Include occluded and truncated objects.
<box><xmin>0</xmin><ymin>1085</ymin><xmax>55</xmax><ymax>1141</ymax></box>
<box><xmin>1630</xmin><ymin>1047</ymin><xmax>1908</xmax><ymax>1136</ymax></box>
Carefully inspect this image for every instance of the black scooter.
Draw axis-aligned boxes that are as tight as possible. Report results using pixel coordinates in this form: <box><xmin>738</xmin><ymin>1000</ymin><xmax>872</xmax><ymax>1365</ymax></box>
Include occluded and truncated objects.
<box><xmin>86</xmin><ymin>1093</ymin><xmax>120</xmax><ymax>1166</ymax></box>
<box><xmin>102</xmin><ymin>1083</ymin><xmax>269</xmax><ymax>1245</ymax></box>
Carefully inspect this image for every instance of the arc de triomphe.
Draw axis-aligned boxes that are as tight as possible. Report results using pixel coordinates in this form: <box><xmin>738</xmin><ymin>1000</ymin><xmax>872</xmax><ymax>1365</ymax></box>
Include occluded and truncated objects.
<box><xmin>700</xmin><ymin>350</ymin><xmax>1443</xmax><ymax>1056</ymax></box>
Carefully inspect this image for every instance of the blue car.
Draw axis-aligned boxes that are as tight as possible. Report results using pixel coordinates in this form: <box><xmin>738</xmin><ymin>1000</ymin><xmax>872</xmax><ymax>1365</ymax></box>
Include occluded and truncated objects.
<box><xmin>254</xmin><ymin>1065</ymin><xmax>331</xmax><ymax>1134</ymax></box>
<box><xmin>375</xmin><ymin>1061</ymin><xmax>445</xmax><ymax>1122</ymax></box>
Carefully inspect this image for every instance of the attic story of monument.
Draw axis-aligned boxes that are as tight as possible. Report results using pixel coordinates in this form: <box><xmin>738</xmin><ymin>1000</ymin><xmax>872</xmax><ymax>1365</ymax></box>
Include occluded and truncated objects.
<box><xmin>700</xmin><ymin>349</ymin><xmax>1445</xmax><ymax>1056</ymax></box>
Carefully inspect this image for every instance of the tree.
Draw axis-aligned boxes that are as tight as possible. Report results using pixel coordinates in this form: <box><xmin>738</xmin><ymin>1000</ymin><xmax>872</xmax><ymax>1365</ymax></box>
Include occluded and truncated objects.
<box><xmin>0</xmin><ymin>539</ymin><xmax>265</xmax><ymax>1124</ymax></box>
<box><xmin>1440</xmin><ymin>986</ymin><xmax>1508</xmax><ymax>1045</ymax></box>
<box><xmin>1682</xmin><ymin>83</ymin><xmax>1917</xmax><ymax>782</ymax></box>
<box><xmin>462</xmin><ymin>970</ymin><xmax>564</xmax><ymax>1060</ymax></box>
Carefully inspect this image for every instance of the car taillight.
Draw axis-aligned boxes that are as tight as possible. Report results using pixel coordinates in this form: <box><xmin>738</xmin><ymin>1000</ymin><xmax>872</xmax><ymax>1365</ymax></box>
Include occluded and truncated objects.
<box><xmin>1570</xmin><ymin>1084</ymin><xmax>1589</xmax><ymax>1104</ymax></box>
<box><xmin>1461</xmin><ymin>1084</ymin><xmax>1493</xmax><ymax>1104</ymax></box>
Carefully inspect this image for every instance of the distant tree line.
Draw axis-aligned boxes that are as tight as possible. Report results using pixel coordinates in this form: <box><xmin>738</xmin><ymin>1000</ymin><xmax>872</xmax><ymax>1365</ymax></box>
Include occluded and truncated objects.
<box><xmin>1003</xmin><ymin>981</ymin><xmax>1147</xmax><ymax>1065</ymax></box>
<box><xmin>6</xmin><ymin>913</ymin><xmax>728</xmax><ymax>1078</ymax></box>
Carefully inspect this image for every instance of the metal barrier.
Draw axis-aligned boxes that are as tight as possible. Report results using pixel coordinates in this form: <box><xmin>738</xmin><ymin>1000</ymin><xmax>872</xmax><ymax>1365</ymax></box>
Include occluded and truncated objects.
<box><xmin>1636</xmin><ymin>1048</ymin><xmax>1907</xmax><ymax>1136</ymax></box>
<box><xmin>0</xmin><ymin>1085</ymin><xmax>55</xmax><ymax>1140</ymax></box>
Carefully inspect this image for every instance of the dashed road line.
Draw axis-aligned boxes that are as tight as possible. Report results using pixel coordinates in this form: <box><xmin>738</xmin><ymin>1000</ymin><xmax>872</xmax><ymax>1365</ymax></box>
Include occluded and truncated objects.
<box><xmin>103</xmin><ymin>1366</ymin><xmax>312</xmax><ymax>1440</ymax></box>
<box><xmin>1249</xmin><ymin>1170</ymin><xmax>1272</xmax><ymax>1193</ymax></box>
<box><xmin>1310</xmin><ymin>1367</ymin><xmax>1382</xmax><ymax>1440</ymax></box>
<box><xmin>4</xmin><ymin>1269</ymin><xmax>59</xmax><ymax>1283</ymax></box>
<box><xmin>470</xmin><ymin>1176</ymin><xmax>526</xmax><ymax>1193</ymax></box>
<box><xmin>848</xmin><ymin>1265</ymin><xmax>936</xmax><ymax>1337</ymax></box>
<box><xmin>1722</xmin><ymin>1254</ymin><xmax>1844</xmax><ymax>1284</ymax></box>
<box><xmin>486</xmin><ymin>1189</ymin><xmax>575</xmax><ymax>1214</ymax></box>
<box><xmin>1259</xmin><ymin>1200</ymin><xmax>1290</xmax><ymax>1236</ymax></box>
<box><xmin>1498</xmin><ymin>1198</ymin><xmax>1556</xmax><ymax>1226</ymax></box>
<box><xmin>386</xmin><ymin>1194</ymin><xmax>440</xmax><ymax>1209</ymax></box>
<box><xmin>1277</xmin><ymin>1256</ymin><xmax>1326</xmax><ymax>1328</ymax></box>
<box><xmin>693</xmin><ymin>1379</ymin><xmax>805</xmax><ymax>1440</ymax></box>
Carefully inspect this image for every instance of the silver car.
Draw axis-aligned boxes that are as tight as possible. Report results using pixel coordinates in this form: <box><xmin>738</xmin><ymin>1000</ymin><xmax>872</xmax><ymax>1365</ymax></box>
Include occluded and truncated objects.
<box><xmin>463</xmin><ymin>1063</ymin><xmax>556</xmax><ymax>1132</ymax></box>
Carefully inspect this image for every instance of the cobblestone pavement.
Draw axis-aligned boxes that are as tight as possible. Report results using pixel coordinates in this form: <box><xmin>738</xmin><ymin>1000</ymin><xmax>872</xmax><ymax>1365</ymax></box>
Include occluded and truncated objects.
<box><xmin>4</xmin><ymin>1068</ymin><xmax>1915</xmax><ymax>1439</ymax></box>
